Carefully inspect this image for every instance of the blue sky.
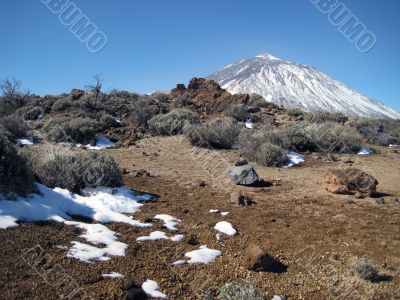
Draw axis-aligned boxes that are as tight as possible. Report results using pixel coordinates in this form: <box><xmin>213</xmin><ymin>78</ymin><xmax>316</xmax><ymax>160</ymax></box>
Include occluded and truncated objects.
<box><xmin>0</xmin><ymin>0</ymin><xmax>399</xmax><ymax>111</ymax></box>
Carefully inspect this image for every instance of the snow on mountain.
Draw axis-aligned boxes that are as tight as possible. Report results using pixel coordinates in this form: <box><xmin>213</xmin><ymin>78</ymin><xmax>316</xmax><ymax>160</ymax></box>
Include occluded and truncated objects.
<box><xmin>208</xmin><ymin>52</ymin><xmax>400</xmax><ymax>119</ymax></box>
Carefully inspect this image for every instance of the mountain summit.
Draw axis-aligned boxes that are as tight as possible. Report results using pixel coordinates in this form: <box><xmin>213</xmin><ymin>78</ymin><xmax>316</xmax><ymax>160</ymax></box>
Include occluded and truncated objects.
<box><xmin>208</xmin><ymin>53</ymin><xmax>400</xmax><ymax>119</ymax></box>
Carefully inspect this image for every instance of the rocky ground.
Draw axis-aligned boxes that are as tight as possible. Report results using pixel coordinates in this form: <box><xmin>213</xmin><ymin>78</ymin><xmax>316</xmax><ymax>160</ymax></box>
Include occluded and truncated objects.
<box><xmin>1</xmin><ymin>136</ymin><xmax>400</xmax><ymax>299</ymax></box>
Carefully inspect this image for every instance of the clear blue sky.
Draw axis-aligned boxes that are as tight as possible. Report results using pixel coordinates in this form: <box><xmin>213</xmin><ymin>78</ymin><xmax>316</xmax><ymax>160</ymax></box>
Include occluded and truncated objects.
<box><xmin>0</xmin><ymin>0</ymin><xmax>399</xmax><ymax>111</ymax></box>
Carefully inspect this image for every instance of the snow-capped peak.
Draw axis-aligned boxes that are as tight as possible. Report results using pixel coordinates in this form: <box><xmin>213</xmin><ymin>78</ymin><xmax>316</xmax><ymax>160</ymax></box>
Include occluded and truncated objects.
<box><xmin>256</xmin><ymin>52</ymin><xmax>281</xmax><ymax>61</ymax></box>
<box><xmin>208</xmin><ymin>53</ymin><xmax>400</xmax><ymax>119</ymax></box>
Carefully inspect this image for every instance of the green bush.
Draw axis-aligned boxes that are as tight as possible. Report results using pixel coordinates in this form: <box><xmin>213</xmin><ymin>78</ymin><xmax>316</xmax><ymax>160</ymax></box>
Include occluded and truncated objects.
<box><xmin>248</xmin><ymin>94</ymin><xmax>268</xmax><ymax>108</ymax></box>
<box><xmin>65</xmin><ymin>118</ymin><xmax>99</xmax><ymax>143</ymax></box>
<box><xmin>228</xmin><ymin>105</ymin><xmax>250</xmax><ymax>122</ymax></box>
<box><xmin>0</xmin><ymin>114</ymin><xmax>30</xmax><ymax>138</ymax></box>
<box><xmin>0</xmin><ymin>127</ymin><xmax>16</xmax><ymax>143</ymax></box>
<box><xmin>16</xmin><ymin>106</ymin><xmax>42</xmax><ymax>120</ymax></box>
<box><xmin>255</xmin><ymin>142</ymin><xmax>289</xmax><ymax>167</ymax></box>
<box><xmin>307</xmin><ymin>123</ymin><xmax>362</xmax><ymax>153</ymax></box>
<box><xmin>305</xmin><ymin>111</ymin><xmax>348</xmax><ymax>124</ymax></box>
<box><xmin>52</xmin><ymin>98</ymin><xmax>72</xmax><ymax>112</ymax></box>
<box><xmin>148</xmin><ymin>109</ymin><xmax>199</xmax><ymax>135</ymax></box>
<box><xmin>0</xmin><ymin>134</ymin><xmax>36</xmax><ymax>197</ymax></box>
<box><xmin>351</xmin><ymin>256</ymin><xmax>379</xmax><ymax>282</ymax></box>
<box><xmin>99</xmin><ymin>114</ymin><xmax>119</xmax><ymax>130</ymax></box>
<box><xmin>41</xmin><ymin>152</ymin><xmax>122</xmax><ymax>193</ymax></box>
<box><xmin>349</xmin><ymin>118</ymin><xmax>397</xmax><ymax>146</ymax></box>
<box><xmin>129</xmin><ymin>99</ymin><xmax>156</xmax><ymax>127</ymax></box>
<box><xmin>219</xmin><ymin>283</ymin><xmax>265</xmax><ymax>300</ymax></box>
<box><xmin>278</xmin><ymin>123</ymin><xmax>314</xmax><ymax>152</ymax></box>
<box><xmin>184</xmin><ymin>118</ymin><xmax>241</xmax><ymax>149</ymax></box>
<box><xmin>43</xmin><ymin>117</ymin><xmax>72</xmax><ymax>142</ymax></box>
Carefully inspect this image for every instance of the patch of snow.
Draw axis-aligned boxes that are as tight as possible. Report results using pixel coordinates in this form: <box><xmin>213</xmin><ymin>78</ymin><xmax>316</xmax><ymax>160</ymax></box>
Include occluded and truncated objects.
<box><xmin>16</xmin><ymin>137</ymin><xmax>34</xmax><ymax>145</ymax></box>
<box><xmin>115</xmin><ymin>119</ymin><xmax>122</xmax><ymax>124</ymax></box>
<box><xmin>272</xmin><ymin>296</ymin><xmax>285</xmax><ymax>300</ymax></box>
<box><xmin>284</xmin><ymin>151</ymin><xmax>305</xmax><ymax>168</ymax></box>
<box><xmin>209</xmin><ymin>209</ymin><xmax>220</xmax><ymax>213</ymax></box>
<box><xmin>137</xmin><ymin>231</ymin><xmax>184</xmax><ymax>242</ymax></box>
<box><xmin>245</xmin><ymin>119</ymin><xmax>254</xmax><ymax>129</ymax></box>
<box><xmin>221</xmin><ymin>212</ymin><xmax>229</xmax><ymax>216</ymax></box>
<box><xmin>65</xmin><ymin>221</ymin><xmax>128</xmax><ymax>262</ymax></box>
<box><xmin>102</xmin><ymin>272</ymin><xmax>124</xmax><ymax>279</ymax></box>
<box><xmin>389</xmin><ymin>144</ymin><xmax>400</xmax><ymax>147</ymax></box>
<box><xmin>0</xmin><ymin>184</ymin><xmax>151</xmax><ymax>229</ymax></box>
<box><xmin>154</xmin><ymin>214</ymin><xmax>180</xmax><ymax>231</ymax></box>
<box><xmin>185</xmin><ymin>245</ymin><xmax>222</xmax><ymax>264</ymax></box>
<box><xmin>216</xmin><ymin>233</ymin><xmax>221</xmax><ymax>241</ymax></box>
<box><xmin>0</xmin><ymin>216</ymin><xmax>18</xmax><ymax>229</ymax></box>
<box><xmin>85</xmin><ymin>136</ymin><xmax>115</xmax><ymax>150</ymax></box>
<box><xmin>358</xmin><ymin>147</ymin><xmax>374</xmax><ymax>155</ymax></box>
<box><xmin>172</xmin><ymin>260</ymin><xmax>186</xmax><ymax>265</ymax></box>
<box><xmin>142</xmin><ymin>280</ymin><xmax>167</xmax><ymax>299</ymax></box>
<box><xmin>214</xmin><ymin>221</ymin><xmax>237</xmax><ymax>236</ymax></box>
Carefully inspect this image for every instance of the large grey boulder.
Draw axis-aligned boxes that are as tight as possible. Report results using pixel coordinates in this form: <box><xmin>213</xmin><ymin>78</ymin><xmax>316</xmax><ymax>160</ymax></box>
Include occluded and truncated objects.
<box><xmin>228</xmin><ymin>164</ymin><xmax>259</xmax><ymax>186</ymax></box>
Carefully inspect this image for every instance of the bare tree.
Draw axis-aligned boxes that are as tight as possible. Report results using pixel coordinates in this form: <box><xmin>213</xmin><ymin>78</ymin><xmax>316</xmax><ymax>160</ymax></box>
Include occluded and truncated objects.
<box><xmin>0</xmin><ymin>78</ymin><xmax>31</xmax><ymax>109</ymax></box>
<box><xmin>83</xmin><ymin>74</ymin><xmax>103</xmax><ymax>110</ymax></box>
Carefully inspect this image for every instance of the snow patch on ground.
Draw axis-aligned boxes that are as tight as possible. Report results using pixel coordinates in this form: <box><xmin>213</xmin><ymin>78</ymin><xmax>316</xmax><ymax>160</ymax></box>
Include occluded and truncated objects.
<box><xmin>173</xmin><ymin>245</ymin><xmax>222</xmax><ymax>265</ymax></box>
<box><xmin>154</xmin><ymin>214</ymin><xmax>180</xmax><ymax>231</ymax></box>
<box><xmin>137</xmin><ymin>230</ymin><xmax>184</xmax><ymax>242</ymax></box>
<box><xmin>245</xmin><ymin>119</ymin><xmax>254</xmax><ymax>129</ymax></box>
<box><xmin>16</xmin><ymin>137</ymin><xmax>34</xmax><ymax>145</ymax></box>
<box><xmin>65</xmin><ymin>221</ymin><xmax>128</xmax><ymax>262</ymax></box>
<box><xmin>284</xmin><ymin>151</ymin><xmax>305</xmax><ymax>168</ymax></box>
<box><xmin>142</xmin><ymin>280</ymin><xmax>167</xmax><ymax>299</ymax></box>
<box><xmin>209</xmin><ymin>209</ymin><xmax>229</xmax><ymax>216</ymax></box>
<box><xmin>214</xmin><ymin>221</ymin><xmax>237</xmax><ymax>236</ymax></box>
<box><xmin>0</xmin><ymin>184</ymin><xmax>154</xmax><ymax>262</ymax></box>
<box><xmin>209</xmin><ymin>209</ymin><xmax>220</xmax><ymax>213</ymax></box>
<box><xmin>358</xmin><ymin>147</ymin><xmax>374</xmax><ymax>155</ymax></box>
<box><xmin>102</xmin><ymin>272</ymin><xmax>124</xmax><ymax>279</ymax></box>
<box><xmin>85</xmin><ymin>136</ymin><xmax>115</xmax><ymax>150</ymax></box>
<box><xmin>389</xmin><ymin>144</ymin><xmax>400</xmax><ymax>147</ymax></box>
<box><xmin>221</xmin><ymin>212</ymin><xmax>230</xmax><ymax>216</ymax></box>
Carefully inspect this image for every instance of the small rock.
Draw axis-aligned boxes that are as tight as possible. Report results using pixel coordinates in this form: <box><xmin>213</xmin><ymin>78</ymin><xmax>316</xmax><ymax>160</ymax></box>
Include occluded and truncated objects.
<box><xmin>123</xmin><ymin>279</ymin><xmax>140</xmax><ymax>291</ymax></box>
<box><xmin>187</xmin><ymin>235</ymin><xmax>199</xmax><ymax>246</ymax></box>
<box><xmin>354</xmin><ymin>192</ymin><xmax>366</xmax><ymax>199</ymax></box>
<box><xmin>198</xmin><ymin>181</ymin><xmax>207</xmax><ymax>187</ymax></box>
<box><xmin>228</xmin><ymin>164</ymin><xmax>260</xmax><ymax>186</ymax></box>
<box><xmin>125</xmin><ymin>288</ymin><xmax>148</xmax><ymax>300</ymax></box>
<box><xmin>234</xmin><ymin>158</ymin><xmax>248</xmax><ymax>166</ymax></box>
<box><xmin>375</xmin><ymin>198</ymin><xmax>385</xmax><ymax>204</ymax></box>
<box><xmin>243</xmin><ymin>244</ymin><xmax>281</xmax><ymax>272</ymax></box>
<box><xmin>385</xmin><ymin>197</ymin><xmax>399</xmax><ymax>204</ymax></box>
<box><xmin>121</xmin><ymin>168</ymin><xmax>129</xmax><ymax>175</ymax></box>
<box><xmin>230</xmin><ymin>191</ymin><xmax>254</xmax><ymax>206</ymax></box>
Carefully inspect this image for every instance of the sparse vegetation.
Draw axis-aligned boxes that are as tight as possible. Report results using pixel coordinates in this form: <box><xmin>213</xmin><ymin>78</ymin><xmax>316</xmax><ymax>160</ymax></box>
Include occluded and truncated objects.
<box><xmin>349</xmin><ymin>118</ymin><xmax>397</xmax><ymax>146</ymax></box>
<box><xmin>351</xmin><ymin>256</ymin><xmax>379</xmax><ymax>281</ymax></box>
<box><xmin>219</xmin><ymin>282</ymin><xmax>265</xmax><ymax>300</ymax></box>
<box><xmin>148</xmin><ymin>108</ymin><xmax>199</xmax><ymax>135</ymax></box>
<box><xmin>278</xmin><ymin>123</ymin><xmax>313</xmax><ymax>152</ymax></box>
<box><xmin>305</xmin><ymin>111</ymin><xmax>348</xmax><ymax>124</ymax></box>
<box><xmin>286</xmin><ymin>108</ymin><xmax>304</xmax><ymax>117</ymax></box>
<box><xmin>184</xmin><ymin>118</ymin><xmax>241</xmax><ymax>149</ymax></box>
<box><xmin>0</xmin><ymin>134</ymin><xmax>36</xmax><ymax>198</ymax></box>
<box><xmin>52</xmin><ymin>98</ymin><xmax>72</xmax><ymax>112</ymax></box>
<box><xmin>0</xmin><ymin>114</ymin><xmax>30</xmax><ymax>139</ymax></box>
<box><xmin>41</xmin><ymin>152</ymin><xmax>122</xmax><ymax>193</ymax></box>
<box><xmin>99</xmin><ymin>114</ymin><xmax>119</xmax><ymax>130</ymax></box>
<box><xmin>256</xmin><ymin>142</ymin><xmax>289</xmax><ymax>167</ymax></box>
<box><xmin>306</xmin><ymin>122</ymin><xmax>362</xmax><ymax>153</ymax></box>
<box><xmin>16</xmin><ymin>105</ymin><xmax>42</xmax><ymax>120</ymax></box>
<box><xmin>129</xmin><ymin>99</ymin><xmax>157</xmax><ymax>127</ymax></box>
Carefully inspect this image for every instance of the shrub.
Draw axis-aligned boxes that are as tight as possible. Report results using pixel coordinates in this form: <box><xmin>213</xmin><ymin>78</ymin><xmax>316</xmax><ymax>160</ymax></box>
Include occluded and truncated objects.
<box><xmin>52</xmin><ymin>98</ymin><xmax>72</xmax><ymax>112</ymax></box>
<box><xmin>255</xmin><ymin>142</ymin><xmax>289</xmax><ymax>167</ymax></box>
<box><xmin>16</xmin><ymin>105</ymin><xmax>42</xmax><ymax>120</ymax></box>
<box><xmin>306</xmin><ymin>123</ymin><xmax>362</xmax><ymax>153</ymax></box>
<box><xmin>184</xmin><ymin>118</ymin><xmax>241</xmax><ymax>149</ymax></box>
<box><xmin>0</xmin><ymin>114</ymin><xmax>30</xmax><ymax>138</ymax></box>
<box><xmin>219</xmin><ymin>283</ymin><xmax>265</xmax><ymax>300</ymax></box>
<box><xmin>129</xmin><ymin>99</ymin><xmax>156</xmax><ymax>127</ymax></box>
<box><xmin>228</xmin><ymin>105</ymin><xmax>250</xmax><ymax>122</ymax></box>
<box><xmin>286</xmin><ymin>108</ymin><xmax>304</xmax><ymax>117</ymax></box>
<box><xmin>148</xmin><ymin>109</ymin><xmax>199</xmax><ymax>135</ymax></box>
<box><xmin>349</xmin><ymin>118</ymin><xmax>397</xmax><ymax>146</ymax></box>
<box><xmin>305</xmin><ymin>111</ymin><xmax>348</xmax><ymax>124</ymax></box>
<box><xmin>351</xmin><ymin>256</ymin><xmax>379</xmax><ymax>281</ymax></box>
<box><xmin>43</xmin><ymin>117</ymin><xmax>72</xmax><ymax>142</ymax></box>
<box><xmin>0</xmin><ymin>127</ymin><xmax>16</xmax><ymax>143</ymax></box>
<box><xmin>99</xmin><ymin>114</ymin><xmax>119</xmax><ymax>130</ymax></box>
<box><xmin>278</xmin><ymin>123</ymin><xmax>314</xmax><ymax>152</ymax></box>
<box><xmin>65</xmin><ymin>118</ymin><xmax>99</xmax><ymax>143</ymax></box>
<box><xmin>0</xmin><ymin>134</ymin><xmax>36</xmax><ymax>197</ymax></box>
<box><xmin>248</xmin><ymin>94</ymin><xmax>268</xmax><ymax>108</ymax></box>
<box><xmin>41</xmin><ymin>152</ymin><xmax>122</xmax><ymax>193</ymax></box>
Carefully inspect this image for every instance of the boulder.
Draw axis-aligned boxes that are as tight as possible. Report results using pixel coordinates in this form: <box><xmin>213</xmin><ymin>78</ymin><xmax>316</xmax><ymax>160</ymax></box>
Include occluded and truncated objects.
<box><xmin>228</xmin><ymin>164</ymin><xmax>259</xmax><ymax>186</ymax></box>
<box><xmin>234</xmin><ymin>158</ymin><xmax>248</xmax><ymax>166</ymax></box>
<box><xmin>243</xmin><ymin>244</ymin><xmax>280</xmax><ymax>272</ymax></box>
<box><xmin>324</xmin><ymin>168</ymin><xmax>378</xmax><ymax>196</ymax></box>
